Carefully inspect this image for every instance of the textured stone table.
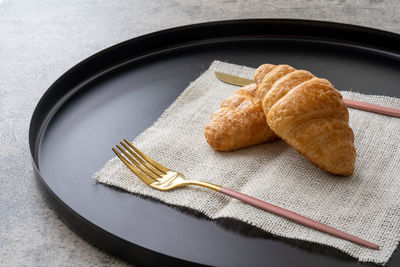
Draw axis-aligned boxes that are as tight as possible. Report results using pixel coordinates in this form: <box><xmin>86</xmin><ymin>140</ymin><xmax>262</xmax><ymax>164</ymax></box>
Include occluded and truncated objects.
<box><xmin>1</xmin><ymin>0</ymin><xmax>399</xmax><ymax>265</ymax></box>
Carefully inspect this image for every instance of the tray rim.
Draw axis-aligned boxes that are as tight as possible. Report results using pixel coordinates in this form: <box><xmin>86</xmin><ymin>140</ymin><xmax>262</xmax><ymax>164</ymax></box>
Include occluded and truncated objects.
<box><xmin>29</xmin><ymin>19</ymin><xmax>400</xmax><ymax>266</ymax></box>
<box><xmin>29</xmin><ymin>18</ymin><xmax>400</xmax><ymax>159</ymax></box>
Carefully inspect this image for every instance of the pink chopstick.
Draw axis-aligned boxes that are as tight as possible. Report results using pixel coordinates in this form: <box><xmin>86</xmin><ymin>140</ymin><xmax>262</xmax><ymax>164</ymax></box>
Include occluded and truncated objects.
<box><xmin>343</xmin><ymin>99</ymin><xmax>400</xmax><ymax>118</ymax></box>
<box><xmin>219</xmin><ymin>187</ymin><xmax>379</xmax><ymax>250</ymax></box>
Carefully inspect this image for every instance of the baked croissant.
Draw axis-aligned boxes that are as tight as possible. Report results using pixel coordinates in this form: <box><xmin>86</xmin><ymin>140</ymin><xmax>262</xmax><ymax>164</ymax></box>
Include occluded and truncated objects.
<box><xmin>204</xmin><ymin>64</ymin><xmax>302</xmax><ymax>151</ymax></box>
<box><xmin>257</xmin><ymin>64</ymin><xmax>355</xmax><ymax>175</ymax></box>
<box><xmin>264</xmin><ymin>76</ymin><xmax>356</xmax><ymax>176</ymax></box>
<box><xmin>205</xmin><ymin>63</ymin><xmax>356</xmax><ymax>175</ymax></box>
<box><xmin>204</xmin><ymin>83</ymin><xmax>277</xmax><ymax>151</ymax></box>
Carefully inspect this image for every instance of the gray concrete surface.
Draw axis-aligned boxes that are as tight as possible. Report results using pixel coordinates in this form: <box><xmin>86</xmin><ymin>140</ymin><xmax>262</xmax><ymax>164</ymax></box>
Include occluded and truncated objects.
<box><xmin>0</xmin><ymin>0</ymin><xmax>399</xmax><ymax>265</ymax></box>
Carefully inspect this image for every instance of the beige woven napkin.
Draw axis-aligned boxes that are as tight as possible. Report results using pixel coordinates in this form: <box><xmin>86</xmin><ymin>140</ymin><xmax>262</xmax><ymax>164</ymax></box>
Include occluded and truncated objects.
<box><xmin>94</xmin><ymin>60</ymin><xmax>400</xmax><ymax>265</ymax></box>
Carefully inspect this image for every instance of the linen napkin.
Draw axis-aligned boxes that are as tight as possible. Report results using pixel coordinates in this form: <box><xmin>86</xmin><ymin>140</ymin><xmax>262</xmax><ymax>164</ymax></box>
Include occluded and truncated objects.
<box><xmin>94</xmin><ymin>60</ymin><xmax>400</xmax><ymax>265</ymax></box>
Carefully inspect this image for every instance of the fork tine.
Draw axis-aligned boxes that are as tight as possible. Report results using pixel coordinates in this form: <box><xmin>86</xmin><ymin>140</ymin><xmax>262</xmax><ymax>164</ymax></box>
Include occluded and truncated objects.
<box><xmin>112</xmin><ymin>147</ymin><xmax>155</xmax><ymax>185</ymax></box>
<box><xmin>124</xmin><ymin>139</ymin><xmax>170</xmax><ymax>173</ymax></box>
<box><xmin>116</xmin><ymin>144</ymin><xmax>161</xmax><ymax>180</ymax></box>
<box><xmin>120</xmin><ymin>141</ymin><xmax>164</xmax><ymax>177</ymax></box>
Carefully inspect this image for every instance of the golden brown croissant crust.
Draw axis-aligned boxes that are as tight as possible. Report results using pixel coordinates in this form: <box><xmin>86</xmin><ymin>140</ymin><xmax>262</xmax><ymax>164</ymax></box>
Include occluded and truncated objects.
<box><xmin>204</xmin><ymin>83</ymin><xmax>277</xmax><ymax>152</ymax></box>
<box><xmin>266</xmin><ymin>77</ymin><xmax>355</xmax><ymax>176</ymax></box>
<box><xmin>205</xmin><ymin>63</ymin><xmax>356</xmax><ymax>175</ymax></box>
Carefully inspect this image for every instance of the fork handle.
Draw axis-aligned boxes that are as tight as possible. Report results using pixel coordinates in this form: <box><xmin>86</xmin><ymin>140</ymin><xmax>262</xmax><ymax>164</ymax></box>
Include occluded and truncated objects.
<box><xmin>219</xmin><ymin>187</ymin><xmax>379</xmax><ymax>250</ymax></box>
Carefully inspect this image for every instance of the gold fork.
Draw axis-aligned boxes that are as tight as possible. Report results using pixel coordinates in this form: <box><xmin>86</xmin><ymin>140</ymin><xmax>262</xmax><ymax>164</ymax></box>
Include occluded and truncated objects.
<box><xmin>113</xmin><ymin>139</ymin><xmax>379</xmax><ymax>250</ymax></box>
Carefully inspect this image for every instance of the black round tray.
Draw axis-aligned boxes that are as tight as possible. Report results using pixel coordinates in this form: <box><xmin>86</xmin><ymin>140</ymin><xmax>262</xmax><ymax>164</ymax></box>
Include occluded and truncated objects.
<box><xmin>29</xmin><ymin>19</ymin><xmax>400</xmax><ymax>266</ymax></box>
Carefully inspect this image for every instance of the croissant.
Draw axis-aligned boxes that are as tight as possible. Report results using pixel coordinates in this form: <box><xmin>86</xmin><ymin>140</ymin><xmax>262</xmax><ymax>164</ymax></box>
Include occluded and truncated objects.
<box><xmin>264</xmin><ymin>76</ymin><xmax>356</xmax><ymax>176</ymax></box>
<box><xmin>204</xmin><ymin>64</ymin><xmax>309</xmax><ymax>151</ymax></box>
<box><xmin>204</xmin><ymin>83</ymin><xmax>277</xmax><ymax>151</ymax></box>
<box><xmin>205</xmin><ymin>63</ymin><xmax>356</xmax><ymax>175</ymax></box>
